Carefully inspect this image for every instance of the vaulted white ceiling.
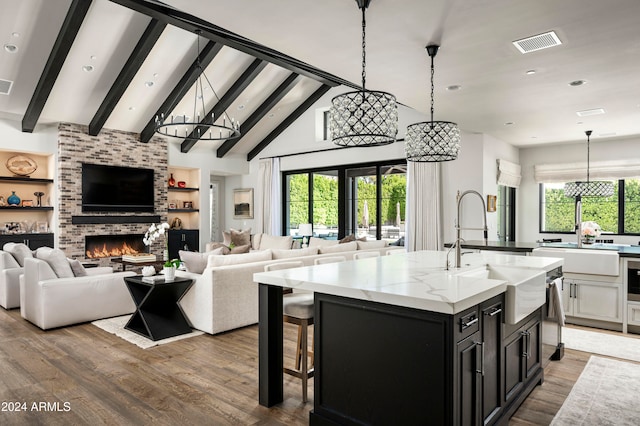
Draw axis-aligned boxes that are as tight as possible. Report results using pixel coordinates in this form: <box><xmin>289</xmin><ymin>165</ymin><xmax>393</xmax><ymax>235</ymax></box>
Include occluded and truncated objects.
<box><xmin>1</xmin><ymin>0</ymin><xmax>639</xmax><ymax>159</ymax></box>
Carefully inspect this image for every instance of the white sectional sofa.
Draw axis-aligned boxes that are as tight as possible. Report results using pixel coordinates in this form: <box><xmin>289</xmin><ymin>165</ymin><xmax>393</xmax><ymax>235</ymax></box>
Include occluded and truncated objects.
<box><xmin>177</xmin><ymin>235</ymin><xmax>403</xmax><ymax>335</ymax></box>
<box><xmin>0</xmin><ymin>250</ymin><xmax>22</xmax><ymax>309</ymax></box>
<box><xmin>21</xmin><ymin>254</ymin><xmax>136</xmax><ymax>330</ymax></box>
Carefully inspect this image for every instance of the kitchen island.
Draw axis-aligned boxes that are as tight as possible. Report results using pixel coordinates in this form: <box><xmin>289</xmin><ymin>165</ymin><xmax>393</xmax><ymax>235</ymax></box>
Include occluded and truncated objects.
<box><xmin>254</xmin><ymin>250</ymin><xmax>562</xmax><ymax>425</ymax></box>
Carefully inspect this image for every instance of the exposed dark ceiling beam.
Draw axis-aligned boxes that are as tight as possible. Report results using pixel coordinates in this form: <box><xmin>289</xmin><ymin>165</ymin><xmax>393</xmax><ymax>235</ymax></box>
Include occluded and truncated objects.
<box><xmin>139</xmin><ymin>41</ymin><xmax>223</xmax><ymax>142</ymax></box>
<box><xmin>217</xmin><ymin>73</ymin><xmax>301</xmax><ymax>158</ymax></box>
<box><xmin>247</xmin><ymin>84</ymin><xmax>331</xmax><ymax>161</ymax></box>
<box><xmin>21</xmin><ymin>0</ymin><xmax>92</xmax><ymax>133</ymax></box>
<box><xmin>88</xmin><ymin>19</ymin><xmax>166</xmax><ymax>136</ymax></box>
<box><xmin>180</xmin><ymin>58</ymin><xmax>267</xmax><ymax>153</ymax></box>
<box><xmin>109</xmin><ymin>0</ymin><xmax>357</xmax><ymax>90</ymax></box>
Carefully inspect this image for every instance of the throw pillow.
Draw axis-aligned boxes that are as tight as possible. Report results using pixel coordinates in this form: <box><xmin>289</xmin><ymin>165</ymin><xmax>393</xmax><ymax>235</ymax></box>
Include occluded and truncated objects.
<box><xmin>3</xmin><ymin>242</ymin><xmax>34</xmax><ymax>267</ymax></box>
<box><xmin>272</xmin><ymin>247</ymin><xmax>318</xmax><ymax>259</ymax></box>
<box><xmin>230</xmin><ymin>228</ymin><xmax>251</xmax><ymax>247</ymax></box>
<box><xmin>339</xmin><ymin>234</ymin><xmax>355</xmax><ymax>244</ymax></box>
<box><xmin>357</xmin><ymin>240</ymin><xmax>388</xmax><ymax>250</ymax></box>
<box><xmin>179</xmin><ymin>248</ymin><xmax>225</xmax><ymax>274</ymax></box>
<box><xmin>222</xmin><ymin>231</ymin><xmax>232</xmax><ymax>246</ymax></box>
<box><xmin>259</xmin><ymin>234</ymin><xmax>293</xmax><ymax>250</ymax></box>
<box><xmin>252</xmin><ymin>233</ymin><xmax>264</xmax><ymax>250</ymax></box>
<box><xmin>67</xmin><ymin>258</ymin><xmax>88</xmax><ymax>277</ymax></box>
<box><xmin>318</xmin><ymin>241</ymin><xmax>357</xmax><ymax>254</ymax></box>
<box><xmin>308</xmin><ymin>237</ymin><xmax>339</xmax><ymax>248</ymax></box>
<box><xmin>205</xmin><ymin>242</ymin><xmax>230</xmax><ymax>254</ymax></box>
<box><xmin>229</xmin><ymin>244</ymin><xmax>251</xmax><ymax>254</ymax></box>
<box><xmin>35</xmin><ymin>247</ymin><xmax>74</xmax><ymax>278</ymax></box>
<box><xmin>207</xmin><ymin>249</ymin><xmax>272</xmax><ymax>267</ymax></box>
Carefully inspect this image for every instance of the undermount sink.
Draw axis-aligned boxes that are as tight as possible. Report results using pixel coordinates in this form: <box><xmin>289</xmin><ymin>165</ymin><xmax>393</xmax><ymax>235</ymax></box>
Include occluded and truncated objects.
<box><xmin>457</xmin><ymin>265</ymin><xmax>546</xmax><ymax>324</ymax></box>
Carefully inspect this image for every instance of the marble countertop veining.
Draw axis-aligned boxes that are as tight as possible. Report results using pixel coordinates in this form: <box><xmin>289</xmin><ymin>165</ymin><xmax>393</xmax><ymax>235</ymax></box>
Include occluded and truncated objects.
<box><xmin>254</xmin><ymin>250</ymin><xmax>562</xmax><ymax>315</ymax></box>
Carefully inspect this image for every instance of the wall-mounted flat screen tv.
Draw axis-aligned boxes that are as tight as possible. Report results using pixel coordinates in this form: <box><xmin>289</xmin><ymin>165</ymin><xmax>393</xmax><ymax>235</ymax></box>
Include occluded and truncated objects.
<box><xmin>82</xmin><ymin>163</ymin><xmax>155</xmax><ymax>212</ymax></box>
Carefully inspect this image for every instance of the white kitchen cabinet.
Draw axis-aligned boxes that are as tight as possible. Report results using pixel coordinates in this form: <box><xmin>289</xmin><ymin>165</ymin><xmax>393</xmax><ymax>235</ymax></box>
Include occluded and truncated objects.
<box><xmin>563</xmin><ymin>277</ymin><xmax>623</xmax><ymax>323</ymax></box>
<box><xmin>628</xmin><ymin>302</ymin><xmax>640</xmax><ymax>326</ymax></box>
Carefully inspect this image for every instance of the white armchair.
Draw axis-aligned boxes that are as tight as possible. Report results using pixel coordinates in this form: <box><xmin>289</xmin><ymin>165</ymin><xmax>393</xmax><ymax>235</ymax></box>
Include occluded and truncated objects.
<box><xmin>21</xmin><ymin>258</ymin><xmax>136</xmax><ymax>330</ymax></box>
<box><xmin>0</xmin><ymin>250</ymin><xmax>22</xmax><ymax>309</ymax></box>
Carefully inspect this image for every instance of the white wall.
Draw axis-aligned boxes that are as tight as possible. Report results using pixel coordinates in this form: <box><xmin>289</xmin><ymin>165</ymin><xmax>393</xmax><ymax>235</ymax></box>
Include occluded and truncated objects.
<box><xmin>519</xmin><ymin>135</ymin><xmax>640</xmax><ymax>245</ymax></box>
<box><xmin>0</xmin><ymin>119</ymin><xmax>57</xmax><ymax>154</ymax></box>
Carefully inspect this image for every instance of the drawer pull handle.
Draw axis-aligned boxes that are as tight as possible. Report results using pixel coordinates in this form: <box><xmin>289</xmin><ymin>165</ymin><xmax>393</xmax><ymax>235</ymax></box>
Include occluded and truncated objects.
<box><xmin>488</xmin><ymin>308</ymin><xmax>502</xmax><ymax>317</ymax></box>
<box><xmin>462</xmin><ymin>317</ymin><xmax>478</xmax><ymax>328</ymax></box>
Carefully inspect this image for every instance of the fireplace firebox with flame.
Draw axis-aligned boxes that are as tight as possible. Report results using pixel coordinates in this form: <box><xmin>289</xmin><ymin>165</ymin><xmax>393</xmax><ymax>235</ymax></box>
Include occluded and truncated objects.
<box><xmin>85</xmin><ymin>234</ymin><xmax>147</xmax><ymax>259</ymax></box>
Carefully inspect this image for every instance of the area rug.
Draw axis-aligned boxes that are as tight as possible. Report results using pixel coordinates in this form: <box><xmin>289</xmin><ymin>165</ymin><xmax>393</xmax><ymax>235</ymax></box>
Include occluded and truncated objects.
<box><xmin>550</xmin><ymin>356</ymin><xmax>640</xmax><ymax>425</ymax></box>
<box><xmin>92</xmin><ymin>315</ymin><xmax>204</xmax><ymax>349</ymax></box>
<box><xmin>562</xmin><ymin>327</ymin><xmax>640</xmax><ymax>362</ymax></box>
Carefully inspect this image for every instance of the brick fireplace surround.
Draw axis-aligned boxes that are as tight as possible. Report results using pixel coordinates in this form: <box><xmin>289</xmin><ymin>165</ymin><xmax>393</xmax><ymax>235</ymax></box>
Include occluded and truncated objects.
<box><xmin>57</xmin><ymin>123</ymin><xmax>168</xmax><ymax>265</ymax></box>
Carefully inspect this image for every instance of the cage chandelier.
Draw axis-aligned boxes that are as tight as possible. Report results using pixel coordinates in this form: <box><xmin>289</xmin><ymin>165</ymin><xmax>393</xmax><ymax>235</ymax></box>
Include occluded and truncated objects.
<box><xmin>155</xmin><ymin>30</ymin><xmax>240</xmax><ymax>141</ymax></box>
<box><xmin>564</xmin><ymin>130</ymin><xmax>614</xmax><ymax>197</ymax></box>
<box><xmin>405</xmin><ymin>45</ymin><xmax>460</xmax><ymax>162</ymax></box>
<box><xmin>329</xmin><ymin>0</ymin><xmax>398</xmax><ymax>147</ymax></box>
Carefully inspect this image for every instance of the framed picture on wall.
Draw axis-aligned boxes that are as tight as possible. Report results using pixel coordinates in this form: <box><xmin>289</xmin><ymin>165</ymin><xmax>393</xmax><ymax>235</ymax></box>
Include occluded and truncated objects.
<box><xmin>487</xmin><ymin>195</ymin><xmax>497</xmax><ymax>212</ymax></box>
<box><xmin>233</xmin><ymin>188</ymin><xmax>253</xmax><ymax>219</ymax></box>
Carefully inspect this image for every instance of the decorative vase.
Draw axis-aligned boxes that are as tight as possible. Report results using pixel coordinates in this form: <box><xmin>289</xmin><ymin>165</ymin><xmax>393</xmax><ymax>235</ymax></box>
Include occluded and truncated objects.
<box><xmin>168</xmin><ymin>173</ymin><xmax>176</xmax><ymax>187</ymax></box>
<box><xmin>163</xmin><ymin>246</ymin><xmax>169</xmax><ymax>261</ymax></box>
<box><xmin>582</xmin><ymin>236</ymin><xmax>595</xmax><ymax>245</ymax></box>
<box><xmin>163</xmin><ymin>266</ymin><xmax>176</xmax><ymax>281</ymax></box>
<box><xmin>141</xmin><ymin>266</ymin><xmax>155</xmax><ymax>277</ymax></box>
<box><xmin>7</xmin><ymin>191</ymin><xmax>20</xmax><ymax>206</ymax></box>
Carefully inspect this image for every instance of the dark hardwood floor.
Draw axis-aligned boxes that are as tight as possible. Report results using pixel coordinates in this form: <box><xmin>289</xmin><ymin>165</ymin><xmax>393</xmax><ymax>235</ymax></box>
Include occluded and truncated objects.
<box><xmin>0</xmin><ymin>307</ymin><xmax>635</xmax><ymax>425</ymax></box>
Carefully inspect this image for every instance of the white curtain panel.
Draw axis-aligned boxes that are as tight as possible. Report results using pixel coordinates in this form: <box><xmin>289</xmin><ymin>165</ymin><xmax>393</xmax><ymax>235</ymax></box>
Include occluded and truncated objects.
<box><xmin>270</xmin><ymin>157</ymin><xmax>281</xmax><ymax>236</ymax></box>
<box><xmin>406</xmin><ymin>161</ymin><xmax>442</xmax><ymax>251</ymax></box>
<box><xmin>258</xmin><ymin>158</ymin><xmax>282</xmax><ymax>236</ymax></box>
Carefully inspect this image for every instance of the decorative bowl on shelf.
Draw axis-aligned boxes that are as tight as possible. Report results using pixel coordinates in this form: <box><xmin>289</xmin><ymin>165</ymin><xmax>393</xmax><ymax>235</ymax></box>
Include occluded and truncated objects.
<box><xmin>177</xmin><ymin>181</ymin><xmax>186</xmax><ymax>188</ymax></box>
<box><xmin>6</xmin><ymin>155</ymin><xmax>38</xmax><ymax>177</ymax></box>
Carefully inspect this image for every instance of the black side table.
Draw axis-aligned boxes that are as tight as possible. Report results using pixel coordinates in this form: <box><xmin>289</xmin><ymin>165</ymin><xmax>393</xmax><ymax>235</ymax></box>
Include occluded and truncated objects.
<box><xmin>124</xmin><ymin>276</ymin><xmax>194</xmax><ymax>341</ymax></box>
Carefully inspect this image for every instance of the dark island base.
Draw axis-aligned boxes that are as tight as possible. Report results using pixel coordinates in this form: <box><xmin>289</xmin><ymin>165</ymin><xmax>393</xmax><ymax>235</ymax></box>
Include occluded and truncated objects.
<box><xmin>308</xmin><ymin>293</ymin><xmax>543</xmax><ymax>426</ymax></box>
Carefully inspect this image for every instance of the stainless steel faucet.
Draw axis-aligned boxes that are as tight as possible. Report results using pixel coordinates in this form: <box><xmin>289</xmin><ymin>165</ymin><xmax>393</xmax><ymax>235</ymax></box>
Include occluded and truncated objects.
<box><xmin>575</xmin><ymin>196</ymin><xmax>583</xmax><ymax>248</ymax></box>
<box><xmin>455</xmin><ymin>190</ymin><xmax>488</xmax><ymax>268</ymax></box>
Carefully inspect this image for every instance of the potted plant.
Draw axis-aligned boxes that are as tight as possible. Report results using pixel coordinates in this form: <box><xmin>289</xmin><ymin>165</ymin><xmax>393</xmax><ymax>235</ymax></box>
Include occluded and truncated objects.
<box><xmin>163</xmin><ymin>258</ymin><xmax>180</xmax><ymax>281</ymax></box>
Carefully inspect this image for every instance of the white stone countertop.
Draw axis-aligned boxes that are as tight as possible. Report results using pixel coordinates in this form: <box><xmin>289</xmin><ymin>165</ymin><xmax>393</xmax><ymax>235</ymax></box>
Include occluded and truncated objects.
<box><xmin>253</xmin><ymin>250</ymin><xmax>563</xmax><ymax>315</ymax></box>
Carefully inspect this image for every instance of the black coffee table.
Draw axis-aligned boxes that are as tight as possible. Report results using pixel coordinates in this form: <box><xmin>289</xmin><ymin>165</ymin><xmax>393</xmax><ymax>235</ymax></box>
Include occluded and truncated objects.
<box><xmin>124</xmin><ymin>276</ymin><xmax>194</xmax><ymax>341</ymax></box>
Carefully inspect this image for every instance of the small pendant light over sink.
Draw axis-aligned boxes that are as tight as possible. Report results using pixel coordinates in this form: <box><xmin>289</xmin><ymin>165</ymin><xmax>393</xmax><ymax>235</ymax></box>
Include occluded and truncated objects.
<box><xmin>564</xmin><ymin>130</ymin><xmax>614</xmax><ymax>197</ymax></box>
<box><xmin>329</xmin><ymin>0</ymin><xmax>398</xmax><ymax>147</ymax></box>
<box><xmin>405</xmin><ymin>45</ymin><xmax>460</xmax><ymax>162</ymax></box>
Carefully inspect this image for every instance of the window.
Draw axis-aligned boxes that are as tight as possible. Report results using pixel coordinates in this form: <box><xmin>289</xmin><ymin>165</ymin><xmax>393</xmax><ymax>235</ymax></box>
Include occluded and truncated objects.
<box><xmin>539</xmin><ymin>179</ymin><xmax>640</xmax><ymax>234</ymax></box>
<box><xmin>283</xmin><ymin>160</ymin><xmax>406</xmax><ymax>243</ymax></box>
<box><xmin>497</xmin><ymin>185</ymin><xmax>516</xmax><ymax>241</ymax></box>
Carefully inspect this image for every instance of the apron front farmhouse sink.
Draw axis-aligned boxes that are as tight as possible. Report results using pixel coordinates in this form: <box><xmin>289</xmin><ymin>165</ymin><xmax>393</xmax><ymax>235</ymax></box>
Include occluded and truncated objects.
<box><xmin>457</xmin><ymin>265</ymin><xmax>546</xmax><ymax>324</ymax></box>
<box><xmin>532</xmin><ymin>247</ymin><xmax>619</xmax><ymax>276</ymax></box>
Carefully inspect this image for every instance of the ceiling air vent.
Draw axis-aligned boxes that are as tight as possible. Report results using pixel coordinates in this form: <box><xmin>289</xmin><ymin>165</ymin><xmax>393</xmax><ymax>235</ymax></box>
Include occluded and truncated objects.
<box><xmin>512</xmin><ymin>31</ymin><xmax>562</xmax><ymax>54</ymax></box>
<box><xmin>0</xmin><ymin>79</ymin><xmax>13</xmax><ymax>95</ymax></box>
<box><xmin>576</xmin><ymin>108</ymin><xmax>605</xmax><ymax>117</ymax></box>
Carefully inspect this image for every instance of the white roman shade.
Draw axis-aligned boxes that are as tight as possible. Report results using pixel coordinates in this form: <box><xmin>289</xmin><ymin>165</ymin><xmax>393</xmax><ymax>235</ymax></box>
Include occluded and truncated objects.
<box><xmin>534</xmin><ymin>159</ymin><xmax>640</xmax><ymax>183</ymax></box>
<box><xmin>496</xmin><ymin>159</ymin><xmax>521</xmax><ymax>188</ymax></box>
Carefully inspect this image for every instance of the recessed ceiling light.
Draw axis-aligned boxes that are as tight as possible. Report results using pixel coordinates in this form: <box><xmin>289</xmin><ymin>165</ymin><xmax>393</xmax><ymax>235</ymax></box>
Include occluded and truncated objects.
<box><xmin>237</xmin><ymin>104</ymin><xmax>245</xmax><ymax>110</ymax></box>
<box><xmin>128</xmin><ymin>106</ymin><xmax>135</xmax><ymax>111</ymax></box>
<box><xmin>153</xmin><ymin>73</ymin><xmax>159</xmax><ymax>78</ymax></box>
<box><xmin>525</xmin><ymin>70</ymin><xmax>536</xmax><ymax>75</ymax></box>
<box><xmin>504</xmin><ymin>122</ymin><xmax>514</xmax><ymax>126</ymax></box>
<box><xmin>90</xmin><ymin>55</ymin><xmax>97</xmax><ymax>61</ymax></box>
<box><xmin>11</xmin><ymin>32</ymin><xmax>19</xmax><ymax>38</ymax></box>
<box><xmin>268</xmin><ymin>113</ymin><xmax>275</xmax><ymax>118</ymax></box>
<box><xmin>144</xmin><ymin>81</ymin><xmax>154</xmax><ymax>87</ymax></box>
<box><xmin>576</xmin><ymin>108</ymin><xmax>605</xmax><ymax>117</ymax></box>
<box><xmin>569</xmin><ymin>80</ymin><xmax>587</xmax><ymax>87</ymax></box>
<box><xmin>4</xmin><ymin>44</ymin><xmax>18</xmax><ymax>53</ymax></box>
<box><xmin>82</xmin><ymin>65</ymin><xmax>94</xmax><ymax>72</ymax></box>
<box><xmin>446</xmin><ymin>85</ymin><xmax>461</xmax><ymax>91</ymax></box>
